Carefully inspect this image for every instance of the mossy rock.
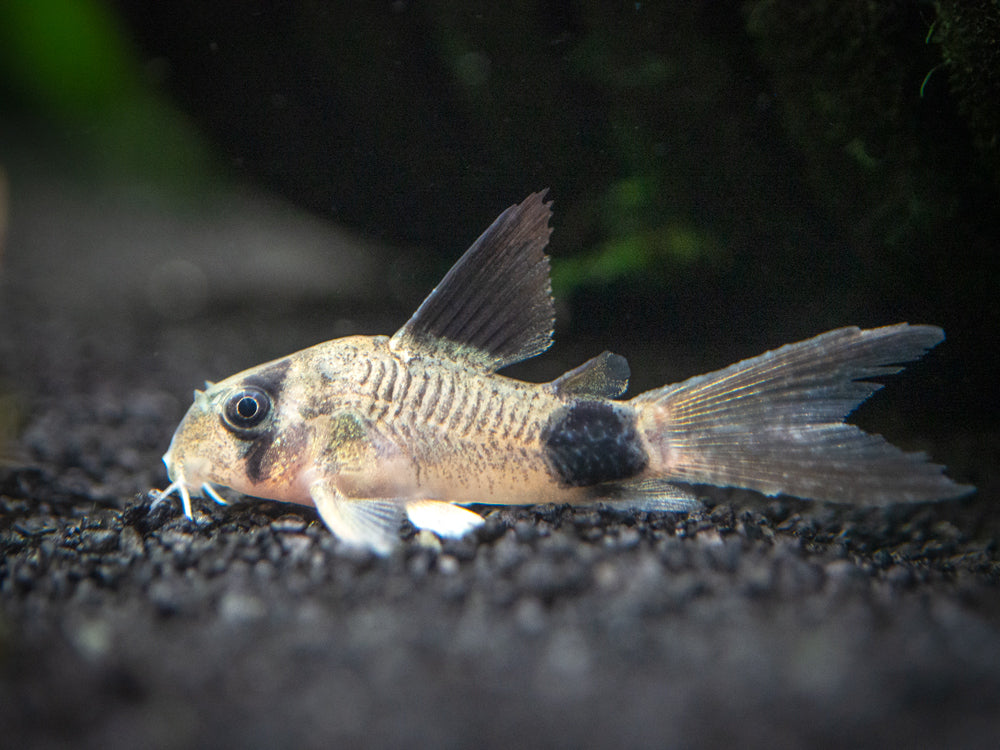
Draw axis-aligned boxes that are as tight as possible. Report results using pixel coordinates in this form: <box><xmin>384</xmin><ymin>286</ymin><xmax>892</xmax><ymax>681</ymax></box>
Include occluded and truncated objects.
<box><xmin>745</xmin><ymin>0</ymin><xmax>998</xmax><ymax>253</ymax></box>
<box><xmin>934</xmin><ymin>0</ymin><xmax>1000</xmax><ymax>182</ymax></box>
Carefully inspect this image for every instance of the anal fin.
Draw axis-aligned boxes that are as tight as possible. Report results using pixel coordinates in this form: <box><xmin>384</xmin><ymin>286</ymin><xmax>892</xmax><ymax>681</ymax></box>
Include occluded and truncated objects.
<box><xmin>310</xmin><ymin>481</ymin><xmax>404</xmax><ymax>556</ymax></box>
<box><xmin>406</xmin><ymin>499</ymin><xmax>485</xmax><ymax>539</ymax></box>
<box><xmin>598</xmin><ymin>478</ymin><xmax>701</xmax><ymax>513</ymax></box>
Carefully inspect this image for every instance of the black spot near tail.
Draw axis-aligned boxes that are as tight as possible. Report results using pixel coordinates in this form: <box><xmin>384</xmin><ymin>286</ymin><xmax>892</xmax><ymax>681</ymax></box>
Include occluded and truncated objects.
<box><xmin>542</xmin><ymin>401</ymin><xmax>647</xmax><ymax>487</ymax></box>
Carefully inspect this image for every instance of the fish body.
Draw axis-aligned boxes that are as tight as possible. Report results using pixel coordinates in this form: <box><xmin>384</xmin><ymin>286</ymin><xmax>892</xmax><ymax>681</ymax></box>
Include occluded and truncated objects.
<box><xmin>165</xmin><ymin>336</ymin><xmax>612</xmax><ymax>511</ymax></box>
<box><xmin>158</xmin><ymin>192</ymin><xmax>973</xmax><ymax>553</ymax></box>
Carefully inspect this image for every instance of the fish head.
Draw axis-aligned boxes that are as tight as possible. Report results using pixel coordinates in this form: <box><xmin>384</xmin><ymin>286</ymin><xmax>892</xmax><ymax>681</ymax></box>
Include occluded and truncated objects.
<box><xmin>158</xmin><ymin>355</ymin><xmax>315</xmax><ymax>516</ymax></box>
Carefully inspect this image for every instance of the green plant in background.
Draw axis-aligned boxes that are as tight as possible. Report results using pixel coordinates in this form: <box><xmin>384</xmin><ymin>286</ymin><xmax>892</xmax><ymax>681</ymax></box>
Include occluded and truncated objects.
<box><xmin>1</xmin><ymin>0</ymin><xmax>137</xmax><ymax>118</ymax></box>
<box><xmin>552</xmin><ymin>21</ymin><xmax>719</xmax><ymax>293</ymax></box>
<box><xmin>932</xmin><ymin>0</ymin><xmax>1000</xmax><ymax>186</ymax></box>
<box><xmin>745</xmin><ymin>0</ymin><xmax>1000</xmax><ymax>248</ymax></box>
<box><xmin>423</xmin><ymin>3</ymin><xmax>725</xmax><ymax>296</ymax></box>
<box><xmin>551</xmin><ymin>175</ymin><xmax>718</xmax><ymax>295</ymax></box>
<box><xmin>0</xmin><ymin>0</ymin><xmax>220</xmax><ymax>188</ymax></box>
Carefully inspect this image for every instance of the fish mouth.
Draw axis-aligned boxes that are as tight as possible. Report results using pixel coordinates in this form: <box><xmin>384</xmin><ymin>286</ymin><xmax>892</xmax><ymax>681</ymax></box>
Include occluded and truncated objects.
<box><xmin>152</xmin><ymin>476</ymin><xmax>230</xmax><ymax>519</ymax></box>
<box><xmin>154</xmin><ymin>451</ymin><xmax>230</xmax><ymax>519</ymax></box>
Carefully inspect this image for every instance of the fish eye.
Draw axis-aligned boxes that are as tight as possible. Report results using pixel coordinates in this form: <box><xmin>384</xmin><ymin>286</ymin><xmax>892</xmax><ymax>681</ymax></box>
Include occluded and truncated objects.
<box><xmin>222</xmin><ymin>387</ymin><xmax>272</xmax><ymax>433</ymax></box>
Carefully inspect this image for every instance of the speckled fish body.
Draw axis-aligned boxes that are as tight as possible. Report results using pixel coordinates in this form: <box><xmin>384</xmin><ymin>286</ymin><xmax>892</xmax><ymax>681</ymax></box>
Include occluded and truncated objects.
<box><xmin>165</xmin><ymin>338</ymin><xmax>605</xmax><ymax>509</ymax></box>
<box><xmin>157</xmin><ymin>192</ymin><xmax>973</xmax><ymax>554</ymax></box>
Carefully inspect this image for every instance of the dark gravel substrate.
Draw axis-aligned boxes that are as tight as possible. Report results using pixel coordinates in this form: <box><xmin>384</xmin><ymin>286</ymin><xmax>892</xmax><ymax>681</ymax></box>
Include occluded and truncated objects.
<box><xmin>3</xmin><ymin>478</ymin><xmax>999</xmax><ymax>749</ymax></box>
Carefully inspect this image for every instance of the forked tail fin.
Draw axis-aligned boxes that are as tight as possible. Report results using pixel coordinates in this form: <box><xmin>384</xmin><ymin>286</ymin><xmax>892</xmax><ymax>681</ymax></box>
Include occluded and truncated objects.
<box><xmin>631</xmin><ymin>324</ymin><xmax>973</xmax><ymax>504</ymax></box>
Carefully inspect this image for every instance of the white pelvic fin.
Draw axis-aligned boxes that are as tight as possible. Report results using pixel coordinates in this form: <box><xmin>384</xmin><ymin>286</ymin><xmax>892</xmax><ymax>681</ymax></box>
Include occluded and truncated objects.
<box><xmin>310</xmin><ymin>481</ymin><xmax>404</xmax><ymax>556</ymax></box>
<box><xmin>405</xmin><ymin>499</ymin><xmax>485</xmax><ymax>539</ymax></box>
<box><xmin>600</xmin><ymin>478</ymin><xmax>701</xmax><ymax>513</ymax></box>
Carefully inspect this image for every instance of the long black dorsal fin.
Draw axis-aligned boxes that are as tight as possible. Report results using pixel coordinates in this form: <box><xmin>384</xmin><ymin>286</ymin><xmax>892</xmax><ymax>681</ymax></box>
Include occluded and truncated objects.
<box><xmin>389</xmin><ymin>191</ymin><xmax>555</xmax><ymax>371</ymax></box>
<box><xmin>548</xmin><ymin>351</ymin><xmax>630</xmax><ymax>399</ymax></box>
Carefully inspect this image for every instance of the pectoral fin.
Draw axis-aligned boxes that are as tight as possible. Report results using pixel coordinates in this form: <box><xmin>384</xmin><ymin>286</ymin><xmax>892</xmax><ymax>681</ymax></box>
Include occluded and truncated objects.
<box><xmin>310</xmin><ymin>481</ymin><xmax>404</xmax><ymax>556</ymax></box>
<box><xmin>405</xmin><ymin>499</ymin><xmax>485</xmax><ymax>539</ymax></box>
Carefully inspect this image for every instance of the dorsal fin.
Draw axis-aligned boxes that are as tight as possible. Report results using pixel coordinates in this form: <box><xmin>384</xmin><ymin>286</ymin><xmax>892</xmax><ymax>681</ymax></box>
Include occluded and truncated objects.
<box><xmin>389</xmin><ymin>191</ymin><xmax>555</xmax><ymax>371</ymax></box>
<box><xmin>548</xmin><ymin>351</ymin><xmax>630</xmax><ymax>398</ymax></box>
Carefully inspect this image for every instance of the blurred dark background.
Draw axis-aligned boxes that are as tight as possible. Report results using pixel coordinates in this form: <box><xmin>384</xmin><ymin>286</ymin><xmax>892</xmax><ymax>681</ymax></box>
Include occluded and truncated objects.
<box><xmin>2</xmin><ymin>5</ymin><xmax>999</xmax><ymax>747</ymax></box>
<box><xmin>1</xmin><ymin>0</ymin><xmax>997</xmax><ymax>465</ymax></box>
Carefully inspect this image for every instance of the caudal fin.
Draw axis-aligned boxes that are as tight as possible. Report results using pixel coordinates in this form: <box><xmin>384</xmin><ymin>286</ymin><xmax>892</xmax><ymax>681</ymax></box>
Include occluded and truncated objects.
<box><xmin>631</xmin><ymin>324</ymin><xmax>973</xmax><ymax>505</ymax></box>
